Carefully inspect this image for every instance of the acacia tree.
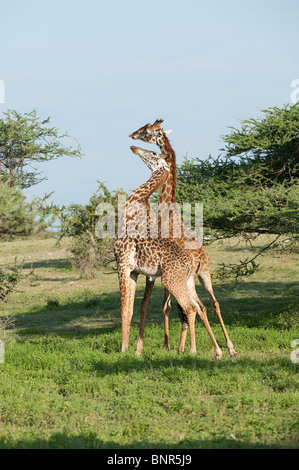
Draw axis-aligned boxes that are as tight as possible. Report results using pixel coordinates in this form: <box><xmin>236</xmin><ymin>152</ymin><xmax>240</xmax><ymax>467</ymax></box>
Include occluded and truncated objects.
<box><xmin>58</xmin><ymin>181</ymin><xmax>127</xmax><ymax>277</ymax></box>
<box><xmin>0</xmin><ymin>110</ymin><xmax>81</xmax><ymax>188</ymax></box>
<box><xmin>0</xmin><ymin>109</ymin><xmax>82</xmax><ymax>188</ymax></box>
<box><xmin>0</xmin><ymin>109</ymin><xmax>83</xmax><ymax>237</ymax></box>
<box><xmin>0</xmin><ymin>109</ymin><xmax>83</xmax><ymax>301</ymax></box>
<box><xmin>176</xmin><ymin>103</ymin><xmax>299</xmax><ymax>279</ymax></box>
<box><xmin>222</xmin><ymin>103</ymin><xmax>298</xmax><ymax>182</ymax></box>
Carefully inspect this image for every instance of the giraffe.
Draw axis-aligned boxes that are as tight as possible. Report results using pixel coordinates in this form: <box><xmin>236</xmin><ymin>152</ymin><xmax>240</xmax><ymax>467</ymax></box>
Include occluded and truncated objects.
<box><xmin>114</xmin><ymin>146</ymin><xmax>222</xmax><ymax>357</ymax></box>
<box><xmin>124</xmin><ymin>146</ymin><xmax>223</xmax><ymax>358</ymax></box>
<box><xmin>129</xmin><ymin>119</ymin><xmax>237</xmax><ymax>358</ymax></box>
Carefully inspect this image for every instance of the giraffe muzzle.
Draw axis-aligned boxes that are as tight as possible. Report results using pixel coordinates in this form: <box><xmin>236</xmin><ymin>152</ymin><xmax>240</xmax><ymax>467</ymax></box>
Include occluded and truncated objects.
<box><xmin>130</xmin><ymin>145</ymin><xmax>138</xmax><ymax>154</ymax></box>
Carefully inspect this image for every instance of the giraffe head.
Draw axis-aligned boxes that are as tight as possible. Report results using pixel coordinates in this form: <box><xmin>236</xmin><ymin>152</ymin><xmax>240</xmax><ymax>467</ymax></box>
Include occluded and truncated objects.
<box><xmin>130</xmin><ymin>146</ymin><xmax>170</xmax><ymax>173</ymax></box>
<box><xmin>129</xmin><ymin>119</ymin><xmax>173</xmax><ymax>145</ymax></box>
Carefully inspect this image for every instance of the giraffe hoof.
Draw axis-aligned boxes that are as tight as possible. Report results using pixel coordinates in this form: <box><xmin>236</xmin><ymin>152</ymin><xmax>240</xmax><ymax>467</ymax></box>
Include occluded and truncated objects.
<box><xmin>215</xmin><ymin>350</ymin><xmax>223</xmax><ymax>360</ymax></box>
<box><xmin>229</xmin><ymin>348</ymin><xmax>237</xmax><ymax>358</ymax></box>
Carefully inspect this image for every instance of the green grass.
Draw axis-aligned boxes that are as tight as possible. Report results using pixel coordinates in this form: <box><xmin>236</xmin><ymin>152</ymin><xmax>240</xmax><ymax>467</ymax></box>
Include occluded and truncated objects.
<box><xmin>0</xmin><ymin>236</ymin><xmax>298</xmax><ymax>449</ymax></box>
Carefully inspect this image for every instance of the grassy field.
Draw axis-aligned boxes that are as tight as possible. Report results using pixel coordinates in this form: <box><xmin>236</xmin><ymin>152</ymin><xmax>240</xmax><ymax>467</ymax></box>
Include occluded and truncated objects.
<box><xmin>0</xmin><ymin>235</ymin><xmax>298</xmax><ymax>449</ymax></box>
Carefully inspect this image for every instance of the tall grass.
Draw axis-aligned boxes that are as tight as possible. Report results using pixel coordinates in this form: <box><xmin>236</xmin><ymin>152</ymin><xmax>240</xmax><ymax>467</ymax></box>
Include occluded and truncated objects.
<box><xmin>0</xmin><ymin>236</ymin><xmax>298</xmax><ymax>449</ymax></box>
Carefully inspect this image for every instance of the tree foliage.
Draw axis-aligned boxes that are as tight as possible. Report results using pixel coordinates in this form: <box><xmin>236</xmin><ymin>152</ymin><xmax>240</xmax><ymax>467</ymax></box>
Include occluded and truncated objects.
<box><xmin>0</xmin><ymin>181</ymin><xmax>56</xmax><ymax>238</ymax></box>
<box><xmin>0</xmin><ymin>260</ymin><xmax>23</xmax><ymax>304</ymax></box>
<box><xmin>0</xmin><ymin>109</ymin><xmax>84</xmax><ymax>299</ymax></box>
<box><xmin>176</xmin><ymin>103</ymin><xmax>299</xmax><ymax>280</ymax></box>
<box><xmin>222</xmin><ymin>103</ymin><xmax>299</xmax><ymax>182</ymax></box>
<box><xmin>0</xmin><ymin>109</ymin><xmax>82</xmax><ymax>238</ymax></box>
<box><xmin>0</xmin><ymin>109</ymin><xmax>82</xmax><ymax>189</ymax></box>
<box><xmin>58</xmin><ymin>181</ymin><xmax>127</xmax><ymax>277</ymax></box>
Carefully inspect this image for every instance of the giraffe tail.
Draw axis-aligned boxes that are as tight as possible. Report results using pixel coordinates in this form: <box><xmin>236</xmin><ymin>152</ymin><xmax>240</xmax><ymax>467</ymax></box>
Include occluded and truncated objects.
<box><xmin>177</xmin><ymin>303</ymin><xmax>189</xmax><ymax>325</ymax></box>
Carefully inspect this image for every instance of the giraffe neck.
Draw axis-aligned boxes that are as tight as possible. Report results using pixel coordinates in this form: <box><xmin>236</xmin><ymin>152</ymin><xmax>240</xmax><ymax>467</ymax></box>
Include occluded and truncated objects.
<box><xmin>157</xmin><ymin>133</ymin><xmax>176</xmax><ymax>206</ymax></box>
<box><xmin>120</xmin><ymin>168</ymin><xmax>168</xmax><ymax>239</ymax></box>
<box><xmin>151</xmin><ymin>131</ymin><xmax>202</xmax><ymax>259</ymax></box>
<box><xmin>156</xmin><ymin>133</ymin><xmax>182</xmax><ymax>239</ymax></box>
<box><xmin>128</xmin><ymin>167</ymin><xmax>167</xmax><ymax>206</ymax></box>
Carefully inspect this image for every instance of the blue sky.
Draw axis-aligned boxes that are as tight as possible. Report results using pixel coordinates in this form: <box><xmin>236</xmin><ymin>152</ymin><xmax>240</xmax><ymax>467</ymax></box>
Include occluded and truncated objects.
<box><xmin>0</xmin><ymin>0</ymin><xmax>298</xmax><ymax>206</ymax></box>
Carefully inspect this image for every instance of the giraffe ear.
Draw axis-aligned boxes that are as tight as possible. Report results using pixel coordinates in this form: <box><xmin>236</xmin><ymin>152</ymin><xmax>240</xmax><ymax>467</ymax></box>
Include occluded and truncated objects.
<box><xmin>164</xmin><ymin>129</ymin><xmax>173</xmax><ymax>135</ymax></box>
<box><xmin>152</xmin><ymin>119</ymin><xmax>164</xmax><ymax>129</ymax></box>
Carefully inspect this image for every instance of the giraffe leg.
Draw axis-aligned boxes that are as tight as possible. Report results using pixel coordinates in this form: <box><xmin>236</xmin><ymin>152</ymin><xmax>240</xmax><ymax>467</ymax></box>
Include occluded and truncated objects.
<box><xmin>176</xmin><ymin>299</ymin><xmax>197</xmax><ymax>354</ymax></box>
<box><xmin>136</xmin><ymin>276</ymin><xmax>155</xmax><ymax>356</ymax></box>
<box><xmin>177</xmin><ymin>303</ymin><xmax>188</xmax><ymax>352</ymax></box>
<box><xmin>198</xmin><ymin>270</ymin><xmax>237</xmax><ymax>357</ymax></box>
<box><xmin>118</xmin><ymin>267</ymin><xmax>138</xmax><ymax>352</ymax></box>
<box><xmin>178</xmin><ymin>319</ymin><xmax>188</xmax><ymax>352</ymax></box>
<box><xmin>170</xmin><ymin>295</ymin><xmax>197</xmax><ymax>354</ymax></box>
<box><xmin>187</xmin><ymin>276</ymin><xmax>223</xmax><ymax>359</ymax></box>
<box><xmin>196</xmin><ymin>302</ymin><xmax>223</xmax><ymax>359</ymax></box>
<box><xmin>163</xmin><ymin>289</ymin><xmax>171</xmax><ymax>350</ymax></box>
<box><xmin>188</xmin><ymin>308</ymin><xmax>197</xmax><ymax>354</ymax></box>
<box><xmin>127</xmin><ymin>271</ymin><xmax>138</xmax><ymax>343</ymax></box>
<box><xmin>161</xmin><ymin>273</ymin><xmax>198</xmax><ymax>355</ymax></box>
